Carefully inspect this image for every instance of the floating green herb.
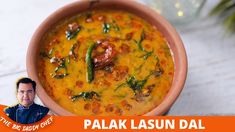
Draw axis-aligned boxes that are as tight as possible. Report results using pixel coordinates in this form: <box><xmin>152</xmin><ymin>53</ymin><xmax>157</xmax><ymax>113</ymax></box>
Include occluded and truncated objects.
<box><xmin>103</xmin><ymin>23</ymin><xmax>110</xmax><ymax>33</ymax></box>
<box><xmin>52</xmin><ymin>73</ymin><xmax>69</xmax><ymax>79</ymax></box>
<box><xmin>126</xmin><ymin>76</ymin><xmax>146</xmax><ymax>94</ymax></box>
<box><xmin>55</xmin><ymin>58</ymin><xmax>66</xmax><ymax>71</ymax></box>
<box><xmin>150</xmin><ymin>57</ymin><xmax>164</xmax><ymax>77</ymax></box>
<box><xmin>112</xmin><ymin>20</ymin><xmax>120</xmax><ymax>31</ymax></box>
<box><xmin>86</xmin><ymin>43</ymin><xmax>95</xmax><ymax>83</ymax></box>
<box><xmin>69</xmin><ymin>43</ymin><xmax>79</xmax><ymax>61</ymax></box>
<box><xmin>126</xmin><ymin>72</ymin><xmax>154</xmax><ymax>94</ymax></box>
<box><xmin>71</xmin><ymin>91</ymin><xmax>100</xmax><ymax>102</ymax></box>
<box><xmin>66</xmin><ymin>23</ymin><xmax>81</xmax><ymax>40</ymax></box>
<box><xmin>50</xmin><ymin>57</ymin><xmax>69</xmax><ymax>79</ymax></box>
<box><xmin>134</xmin><ymin>30</ymin><xmax>145</xmax><ymax>51</ymax></box>
<box><xmin>154</xmin><ymin>55</ymin><xmax>160</xmax><ymax>62</ymax></box>
<box><xmin>152</xmin><ymin>66</ymin><xmax>164</xmax><ymax>77</ymax></box>
<box><xmin>66</xmin><ymin>29</ymin><xmax>80</xmax><ymax>40</ymax></box>
<box><xmin>114</xmin><ymin>82</ymin><xmax>128</xmax><ymax>92</ymax></box>
<box><xmin>140</xmin><ymin>49</ymin><xmax>154</xmax><ymax>60</ymax></box>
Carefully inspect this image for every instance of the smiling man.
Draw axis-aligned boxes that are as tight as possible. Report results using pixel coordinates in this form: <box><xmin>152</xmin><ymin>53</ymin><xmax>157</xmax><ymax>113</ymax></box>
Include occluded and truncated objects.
<box><xmin>4</xmin><ymin>77</ymin><xmax>49</xmax><ymax>124</ymax></box>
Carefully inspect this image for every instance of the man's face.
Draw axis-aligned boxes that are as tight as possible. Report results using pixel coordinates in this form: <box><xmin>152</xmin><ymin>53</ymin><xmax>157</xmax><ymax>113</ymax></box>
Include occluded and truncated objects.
<box><xmin>17</xmin><ymin>83</ymin><xmax>35</xmax><ymax>107</ymax></box>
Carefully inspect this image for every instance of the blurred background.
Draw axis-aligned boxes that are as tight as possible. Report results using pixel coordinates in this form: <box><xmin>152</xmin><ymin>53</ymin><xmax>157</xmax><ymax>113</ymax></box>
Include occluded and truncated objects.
<box><xmin>0</xmin><ymin>0</ymin><xmax>234</xmax><ymax>115</ymax></box>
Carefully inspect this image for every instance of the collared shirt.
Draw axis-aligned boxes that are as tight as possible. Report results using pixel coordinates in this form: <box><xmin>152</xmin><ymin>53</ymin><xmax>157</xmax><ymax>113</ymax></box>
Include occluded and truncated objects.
<box><xmin>4</xmin><ymin>103</ymin><xmax>49</xmax><ymax>124</ymax></box>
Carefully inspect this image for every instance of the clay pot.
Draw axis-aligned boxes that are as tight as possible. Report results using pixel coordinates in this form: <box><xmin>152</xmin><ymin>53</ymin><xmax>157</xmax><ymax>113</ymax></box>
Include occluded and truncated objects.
<box><xmin>26</xmin><ymin>0</ymin><xmax>187</xmax><ymax>116</ymax></box>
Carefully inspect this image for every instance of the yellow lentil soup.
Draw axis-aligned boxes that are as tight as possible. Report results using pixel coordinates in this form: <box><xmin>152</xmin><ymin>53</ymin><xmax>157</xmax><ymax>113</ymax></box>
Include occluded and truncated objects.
<box><xmin>37</xmin><ymin>9</ymin><xmax>174</xmax><ymax>116</ymax></box>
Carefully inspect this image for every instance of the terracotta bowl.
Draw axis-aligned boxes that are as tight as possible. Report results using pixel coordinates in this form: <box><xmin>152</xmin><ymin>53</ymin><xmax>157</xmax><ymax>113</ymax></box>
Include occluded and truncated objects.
<box><xmin>26</xmin><ymin>0</ymin><xmax>187</xmax><ymax>116</ymax></box>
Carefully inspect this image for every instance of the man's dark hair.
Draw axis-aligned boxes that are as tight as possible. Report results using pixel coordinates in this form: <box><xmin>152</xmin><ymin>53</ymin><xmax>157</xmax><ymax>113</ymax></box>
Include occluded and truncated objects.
<box><xmin>16</xmin><ymin>77</ymin><xmax>36</xmax><ymax>91</ymax></box>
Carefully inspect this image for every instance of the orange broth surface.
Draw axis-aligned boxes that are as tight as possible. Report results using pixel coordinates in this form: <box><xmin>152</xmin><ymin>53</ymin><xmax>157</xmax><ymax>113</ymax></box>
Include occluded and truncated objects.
<box><xmin>37</xmin><ymin>9</ymin><xmax>174</xmax><ymax>115</ymax></box>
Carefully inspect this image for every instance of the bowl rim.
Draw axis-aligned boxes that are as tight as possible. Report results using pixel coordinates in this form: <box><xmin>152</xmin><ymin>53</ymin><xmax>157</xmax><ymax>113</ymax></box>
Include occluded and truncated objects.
<box><xmin>26</xmin><ymin>0</ymin><xmax>187</xmax><ymax>116</ymax></box>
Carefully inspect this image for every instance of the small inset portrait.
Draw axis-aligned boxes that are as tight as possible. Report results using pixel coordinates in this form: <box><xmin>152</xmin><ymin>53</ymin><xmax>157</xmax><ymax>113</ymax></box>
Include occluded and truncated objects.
<box><xmin>4</xmin><ymin>77</ymin><xmax>49</xmax><ymax>124</ymax></box>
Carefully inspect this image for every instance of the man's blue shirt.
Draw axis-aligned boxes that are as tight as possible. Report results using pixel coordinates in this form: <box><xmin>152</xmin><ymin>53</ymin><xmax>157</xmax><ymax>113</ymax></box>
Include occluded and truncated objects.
<box><xmin>4</xmin><ymin>103</ymin><xmax>49</xmax><ymax>124</ymax></box>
